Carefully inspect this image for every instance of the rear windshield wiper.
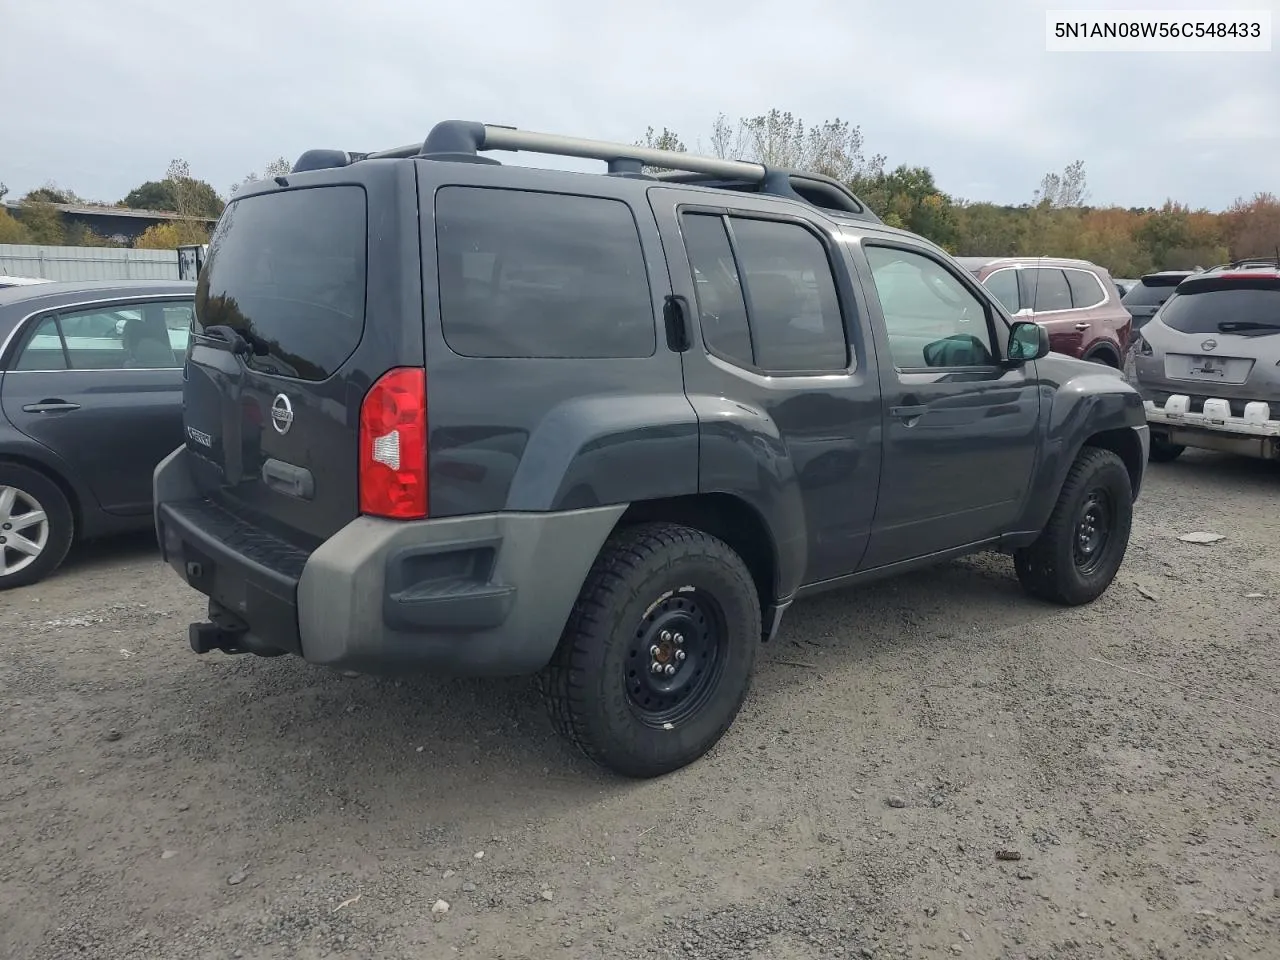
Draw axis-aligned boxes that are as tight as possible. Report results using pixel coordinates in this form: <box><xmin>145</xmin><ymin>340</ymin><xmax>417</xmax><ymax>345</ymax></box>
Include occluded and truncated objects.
<box><xmin>1217</xmin><ymin>320</ymin><xmax>1280</xmax><ymax>333</ymax></box>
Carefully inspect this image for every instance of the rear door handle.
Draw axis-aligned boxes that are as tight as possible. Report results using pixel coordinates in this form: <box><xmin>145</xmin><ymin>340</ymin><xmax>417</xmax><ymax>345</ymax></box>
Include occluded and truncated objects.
<box><xmin>1074</xmin><ymin>322</ymin><xmax>1090</xmax><ymax>331</ymax></box>
<box><xmin>22</xmin><ymin>401</ymin><xmax>80</xmax><ymax>413</ymax></box>
<box><xmin>890</xmin><ymin>404</ymin><xmax>928</xmax><ymax>420</ymax></box>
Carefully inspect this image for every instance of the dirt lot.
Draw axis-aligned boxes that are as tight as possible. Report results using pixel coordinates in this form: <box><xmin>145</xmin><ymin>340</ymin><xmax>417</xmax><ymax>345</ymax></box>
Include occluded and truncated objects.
<box><xmin>3</xmin><ymin>451</ymin><xmax>1279</xmax><ymax>960</ymax></box>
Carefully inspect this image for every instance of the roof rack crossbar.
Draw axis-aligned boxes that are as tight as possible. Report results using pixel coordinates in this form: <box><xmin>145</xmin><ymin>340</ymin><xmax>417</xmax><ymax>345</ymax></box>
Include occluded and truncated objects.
<box><xmin>291</xmin><ymin>121</ymin><xmax>879</xmax><ymax>220</ymax></box>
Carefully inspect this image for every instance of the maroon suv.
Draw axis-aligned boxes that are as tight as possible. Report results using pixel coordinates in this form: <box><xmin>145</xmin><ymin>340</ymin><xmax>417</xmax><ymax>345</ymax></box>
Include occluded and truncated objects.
<box><xmin>955</xmin><ymin>257</ymin><xmax>1133</xmax><ymax>366</ymax></box>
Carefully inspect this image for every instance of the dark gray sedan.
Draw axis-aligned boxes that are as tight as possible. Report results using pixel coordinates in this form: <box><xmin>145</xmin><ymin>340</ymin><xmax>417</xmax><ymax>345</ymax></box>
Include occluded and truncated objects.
<box><xmin>0</xmin><ymin>279</ymin><xmax>196</xmax><ymax>589</ymax></box>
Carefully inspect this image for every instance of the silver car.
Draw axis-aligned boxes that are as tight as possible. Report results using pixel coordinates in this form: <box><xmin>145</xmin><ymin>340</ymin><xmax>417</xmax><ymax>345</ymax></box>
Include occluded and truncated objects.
<box><xmin>1132</xmin><ymin>259</ymin><xmax>1280</xmax><ymax>462</ymax></box>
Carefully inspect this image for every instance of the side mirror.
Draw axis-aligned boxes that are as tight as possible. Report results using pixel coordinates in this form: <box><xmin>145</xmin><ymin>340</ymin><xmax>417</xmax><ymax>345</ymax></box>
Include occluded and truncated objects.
<box><xmin>1007</xmin><ymin>321</ymin><xmax>1051</xmax><ymax>363</ymax></box>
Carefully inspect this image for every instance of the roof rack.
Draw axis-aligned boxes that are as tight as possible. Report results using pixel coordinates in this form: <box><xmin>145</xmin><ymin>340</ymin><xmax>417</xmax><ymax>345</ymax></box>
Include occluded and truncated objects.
<box><xmin>1198</xmin><ymin>257</ymin><xmax>1280</xmax><ymax>272</ymax></box>
<box><xmin>291</xmin><ymin>120</ymin><xmax>879</xmax><ymax>221</ymax></box>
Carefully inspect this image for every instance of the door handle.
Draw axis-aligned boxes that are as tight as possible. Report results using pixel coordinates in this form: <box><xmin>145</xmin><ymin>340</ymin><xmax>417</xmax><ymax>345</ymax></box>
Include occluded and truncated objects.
<box><xmin>890</xmin><ymin>404</ymin><xmax>928</xmax><ymax>420</ymax></box>
<box><xmin>22</xmin><ymin>401</ymin><xmax>81</xmax><ymax>413</ymax></box>
<box><xmin>1074</xmin><ymin>322</ymin><xmax>1090</xmax><ymax>331</ymax></box>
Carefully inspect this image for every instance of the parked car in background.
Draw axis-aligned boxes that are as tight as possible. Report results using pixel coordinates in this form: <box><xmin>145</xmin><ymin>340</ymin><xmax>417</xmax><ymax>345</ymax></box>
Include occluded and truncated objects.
<box><xmin>0</xmin><ymin>279</ymin><xmax>196</xmax><ymax>589</ymax></box>
<box><xmin>1132</xmin><ymin>259</ymin><xmax>1280</xmax><ymax>462</ymax></box>
<box><xmin>1120</xmin><ymin>270</ymin><xmax>1196</xmax><ymax>332</ymax></box>
<box><xmin>955</xmin><ymin>257</ymin><xmax>1132</xmax><ymax>366</ymax></box>
<box><xmin>1114</xmin><ymin>278</ymin><xmax>1136</xmax><ymax>298</ymax></box>
<box><xmin>0</xmin><ymin>276</ymin><xmax>51</xmax><ymax>289</ymax></box>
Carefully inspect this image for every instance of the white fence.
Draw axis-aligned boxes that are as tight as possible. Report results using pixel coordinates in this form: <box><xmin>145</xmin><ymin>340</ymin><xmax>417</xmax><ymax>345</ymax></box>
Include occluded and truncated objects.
<box><xmin>0</xmin><ymin>244</ymin><xmax>180</xmax><ymax>282</ymax></box>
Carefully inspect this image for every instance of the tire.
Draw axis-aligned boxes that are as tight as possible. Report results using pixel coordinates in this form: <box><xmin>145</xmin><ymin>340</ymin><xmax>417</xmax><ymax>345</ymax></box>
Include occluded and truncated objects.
<box><xmin>1086</xmin><ymin>352</ymin><xmax>1118</xmax><ymax>368</ymax></box>
<box><xmin>0</xmin><ymin>463</ymin><xmax>74</xmax><ymax>591</ymax></box>
<box><xmin>538</xmin><ymin>521</ymin><xmax>761</xmax><ymax>778</ymax></box>
<box><xmin>1013</xmin><ymin>447</ymin><xmax>1132</xmax><ymax>606</ymax></box>
<box><xmin>1148</xmin><ymin>434</ymin><xmax>1185</xmax><ymax>463</ymax></box>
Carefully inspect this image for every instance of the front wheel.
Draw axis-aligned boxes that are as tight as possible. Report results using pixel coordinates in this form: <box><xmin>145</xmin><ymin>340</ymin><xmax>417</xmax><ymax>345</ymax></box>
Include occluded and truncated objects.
<box><xmin>539</xmin><ymin>522</ymin><xmax>761</xmax><ymax>778</ymax></box>
<box><xmin>1013</xmin><ymin>447</ymin><xmax>1133</xmax><ymax>606</ymax></box>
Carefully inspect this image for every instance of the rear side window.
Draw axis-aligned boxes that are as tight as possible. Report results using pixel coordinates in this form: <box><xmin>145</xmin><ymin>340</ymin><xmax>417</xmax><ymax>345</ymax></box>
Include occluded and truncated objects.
<box><xmin>680</xmin><ymin>212</ymin><xmax>848</xmax><ymax>373</ymax></box>
<box><xmin>436</xmin><ymin>187</ymin><xmax>655</xmax><ymax>359</ymax></box>
<box><xmin>196</xmin><ymin>186</ymin><xmax>368</xmax><ymax>382</ymax></box>
<box><xmin>1027</xmin><ymin>268</ymin><xmax>1072</xmax><ymax>312</ymax></box>
<box><xmin>1065</xmin><ymin>269</ymin><xmax>1105</xmax><ymax>309</ymax></box>
<box><xmin>14</xmin><ymin>316</ymin><xmax>67</xmax><ymax>370</ymax></box>
<box><xmin>1160</xmin><ymin>280</ymin><xmax>1280</xmax><ymax>336</ymax></box>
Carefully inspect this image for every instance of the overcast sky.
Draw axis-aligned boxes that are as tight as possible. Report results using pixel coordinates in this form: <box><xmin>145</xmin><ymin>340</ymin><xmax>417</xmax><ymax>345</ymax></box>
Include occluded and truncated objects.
<box><xmin>3</xmin><ymin>0</ymin><xmax>1276</xmax><ymax>211</ymax></box>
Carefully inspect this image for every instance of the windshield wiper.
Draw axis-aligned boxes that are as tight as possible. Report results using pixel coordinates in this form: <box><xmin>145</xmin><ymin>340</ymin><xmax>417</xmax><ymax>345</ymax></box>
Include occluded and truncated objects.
<box><xmin>1217</xmin><ymin>320</ymin><xmax>1280</xmax><ymax>333</ymax></box>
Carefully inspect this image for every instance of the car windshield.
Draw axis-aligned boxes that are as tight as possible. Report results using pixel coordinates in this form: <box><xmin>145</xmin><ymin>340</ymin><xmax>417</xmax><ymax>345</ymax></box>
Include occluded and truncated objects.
<box><xmin>1159</xmin><ymin>279</ymin><xmax>1280</xmax><ymax>337</ymax></box>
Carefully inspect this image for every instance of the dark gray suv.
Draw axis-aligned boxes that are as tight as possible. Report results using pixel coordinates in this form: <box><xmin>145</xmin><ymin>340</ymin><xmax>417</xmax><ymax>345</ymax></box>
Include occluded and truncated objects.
<box><xmin>154</xmin><ymin>121</ymin><xmax>1149</xmax><ymax>777</ymax></box>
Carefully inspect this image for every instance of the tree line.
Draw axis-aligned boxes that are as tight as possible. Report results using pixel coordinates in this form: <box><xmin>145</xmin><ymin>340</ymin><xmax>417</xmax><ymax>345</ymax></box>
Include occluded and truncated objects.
<box><xmin>0</xmin><ymin>157</ymin><xmax>289</xmax><ymax>250</ymax></box>
<box><xmin>637</xmin><ymin>110</ymin><xmax>1278</xmax><ymax>277</ymax></box>
<box><xmin>3</xmin><ymin>110</ymin><xmax>1276</xmax><ymax>274</ymax></box>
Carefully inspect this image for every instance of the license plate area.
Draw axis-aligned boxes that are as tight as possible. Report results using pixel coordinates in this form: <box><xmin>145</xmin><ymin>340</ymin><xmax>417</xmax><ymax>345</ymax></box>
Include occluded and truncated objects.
<box><xmin>1165</xmin><ymin>353</ymin><xmax>1253</xmax><ymax>384</ymax></box>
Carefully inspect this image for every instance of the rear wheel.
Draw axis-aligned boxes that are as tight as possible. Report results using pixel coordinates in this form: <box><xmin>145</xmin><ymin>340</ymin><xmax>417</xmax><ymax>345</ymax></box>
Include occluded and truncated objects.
<box><xmin>539</xmin><ymin>521</ymin><xmax>761</xmax><ymax>778</ymax></box>
<box><xmin>0</xmin><ymin>463</ymin><xmax>74</xmax><ymax>591</ymax></box>
<box><xmin>1014</xmin><ymin>447</ymin><xmax>1133</xmax><ymax>606</ymax></box>
<box><xmin>1148</xmin><ymin>433</ymin><xmax>1185</xmax><ymax>462</ymax></box>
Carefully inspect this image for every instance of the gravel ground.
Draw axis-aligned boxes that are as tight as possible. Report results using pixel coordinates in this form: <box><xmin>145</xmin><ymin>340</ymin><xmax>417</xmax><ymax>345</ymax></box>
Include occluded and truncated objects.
<box><xmin>3</xmin><ymin>449</ymin><xmax>1279</xmax><ymax>960</ymax></box>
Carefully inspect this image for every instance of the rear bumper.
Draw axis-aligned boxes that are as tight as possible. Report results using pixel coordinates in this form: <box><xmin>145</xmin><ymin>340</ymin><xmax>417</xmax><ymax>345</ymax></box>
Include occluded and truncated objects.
<box><xmin>1144</xmin><ymin>395</ymin><xmax>1280</xmax><ymax>459</ymax></box>
<box><xmin>154</xmin><ymin>447</ymin><xmax>625</xmax><ymax>675</ymax></box>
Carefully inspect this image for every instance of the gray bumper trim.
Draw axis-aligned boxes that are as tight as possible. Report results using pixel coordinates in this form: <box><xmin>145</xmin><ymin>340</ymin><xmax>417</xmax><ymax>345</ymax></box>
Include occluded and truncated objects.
<box><xmin>296</xmin><ymin>505</ymin><xmax>626</xmax><ymax>676</ymax></box>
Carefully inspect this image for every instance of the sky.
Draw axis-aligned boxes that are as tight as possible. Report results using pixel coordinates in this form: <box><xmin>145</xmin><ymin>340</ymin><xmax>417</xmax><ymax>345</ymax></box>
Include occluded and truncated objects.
<box><xmin>2</xmin><ymin>0</ymin><xmax>1277</xmax><ymax>212</ymax></box>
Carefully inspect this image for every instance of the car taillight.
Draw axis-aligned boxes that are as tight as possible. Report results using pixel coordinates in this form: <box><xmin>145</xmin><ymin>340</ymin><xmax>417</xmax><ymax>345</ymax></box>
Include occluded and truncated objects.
<box><xmin>1136</xmin><ymin>336</ymin><xmax>1153</xmax><ymax>357</ymax></box>
<box><xmin>359</xmin><ymin>367</ymin><xmax>427</xmax><ymax>519</ymax></box>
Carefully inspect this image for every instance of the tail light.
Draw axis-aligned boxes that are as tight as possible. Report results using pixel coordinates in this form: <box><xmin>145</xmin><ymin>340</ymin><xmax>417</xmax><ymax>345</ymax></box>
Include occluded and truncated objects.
<box><xmin>359</xmin><ymin>367</ymin><xmax>427</xmax><ymax>519</ymax></box>
<box><xmin>1135</xmin><ymin>335</ymin><xmax>1153</xmax><ymax>357</ymax></box>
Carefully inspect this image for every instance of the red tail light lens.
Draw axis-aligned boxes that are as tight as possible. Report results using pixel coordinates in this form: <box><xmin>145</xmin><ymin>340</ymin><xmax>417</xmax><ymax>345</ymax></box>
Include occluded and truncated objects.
<box><xmin>359</xmin><ymin>367</ymin><xmax>427</xmax><ymax>519</ymax></box>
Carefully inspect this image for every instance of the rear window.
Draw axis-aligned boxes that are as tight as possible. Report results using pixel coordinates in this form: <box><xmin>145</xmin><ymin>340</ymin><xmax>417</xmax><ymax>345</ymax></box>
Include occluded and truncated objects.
<box><xmin>1160</xmin><ymin>279</ymin><xmax>1280</xmax><ymax>336</ymax></box>
<box><xmin>195</xmin><ymin>186</ymin><xmax>367</xmax><ymax>381</ymax></box>
<box><xmin>1123</xmin><ymin>277</ymin><xmax>1184</xmax><ymax>308</ymax></box>
<box><xmin>436</xmin><ymin>187</ymin><xmax>655</xmax><ymax>359</ymax></box>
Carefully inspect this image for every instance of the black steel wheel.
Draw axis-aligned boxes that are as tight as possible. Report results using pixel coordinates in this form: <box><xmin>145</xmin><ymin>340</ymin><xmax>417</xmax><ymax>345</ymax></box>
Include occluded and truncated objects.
<box><xmin>625</xmin><ymin>588</ymin><xmax>727</xmax><ymax>728</ymax></box>
<box><xmin>1014</xmin><ymin>446</ymin><xmax>1133</xmax><ymax>606</ymax></box>
<box><xmin>1072</xmin><ymin>488</ymin><xmax>1114</xmax><ymax>576</ymax></box>
<box><xmin>540</xmin><ymin>522</ymin><xmax>761</xmax><ymax>778</ymax></box>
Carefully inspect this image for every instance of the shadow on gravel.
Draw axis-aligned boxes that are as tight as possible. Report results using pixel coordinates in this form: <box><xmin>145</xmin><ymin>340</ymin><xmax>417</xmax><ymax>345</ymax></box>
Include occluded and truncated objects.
<box><xmin>61</xmin><ymin>529</ymin><xmax>159</xmax><ymax>572</ymax></box>
<box><xmin>1148</xmin><ymin>448</ymin><xmax>1280</xmax><ymax>487</ymax></box>
<box><xmin>130</xmin><ymin>550</ymin><xmax>1067</xmax><ymax>832</ymax></box>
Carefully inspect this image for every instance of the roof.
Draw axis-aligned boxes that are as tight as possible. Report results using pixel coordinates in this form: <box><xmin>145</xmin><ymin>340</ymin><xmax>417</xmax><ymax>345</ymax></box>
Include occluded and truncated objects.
<box><xmin>955</xmin><ymin>255</ymin><xmax>1102</xmax><ymax>271</ymax></box>
<box><xmin>1</xmin><ymin>199</ymin><xmax>218</xmax><ymax>224</ymax></box>
<box><xmin>0</xmin><ymin>278</ymin><xmax>197</xmax><ymax>311</ymax></box>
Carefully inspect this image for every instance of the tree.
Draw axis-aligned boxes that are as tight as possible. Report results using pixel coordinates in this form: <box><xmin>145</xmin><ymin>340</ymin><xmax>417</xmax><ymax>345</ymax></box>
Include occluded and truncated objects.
<box><xmin>135</xmin><ymin>220</ymin><xmax>211</xmax><ymax>250</ymax></box>
<box><xmin>1221</xmin><ymin>192</ymin><xmax>1280</xmax><ymax>261</ymax></box>
<box><xmin>0</xmin><ymin>207</ymin><xmax>32</xmax><ymax>243</ymax></box>
<box><xmin>231</xmin><ymin>157</ymin><xmax>293</xmax><ymax>195</ymax></box>
<box><xmin>121</xmin><ymin>162</ymin><xmax>223</xmax><ymax>218</ymax></box>
<box><xmin>1034</xmin><ymin>160</ymin><xmax>1089</xmax><ymax>208</ymax></box>
<box><xmin>856</xmin><ymin>165</ymin><xmax>958</xmax><ymax>248</ymax></box>
<box><xmin>16</xmin><ymin>200</ymin><xmax>66</xmax><ymax>244</ymax></box>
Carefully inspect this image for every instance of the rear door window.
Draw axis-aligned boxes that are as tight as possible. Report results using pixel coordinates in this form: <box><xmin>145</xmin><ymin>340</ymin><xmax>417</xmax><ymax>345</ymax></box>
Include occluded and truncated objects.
<box><xmin>1027</xmin><ymin>268</ymin><xmax>1072</xmax><ymax>312</ymax></box>
<box><xmin>195</xmin><ymin>186</ymin><xmax>368</xmax><ymax>381</ymax></box>
<box><xmin>436</xmin><ymin>187</ymin><xmax>655</xmax><ymax>359</ymax></box>
<box><xmin>1160</xmin><ymin>280</ymin><xmax>1280</xmax><ymax>336</ymax></box>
